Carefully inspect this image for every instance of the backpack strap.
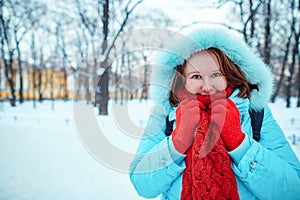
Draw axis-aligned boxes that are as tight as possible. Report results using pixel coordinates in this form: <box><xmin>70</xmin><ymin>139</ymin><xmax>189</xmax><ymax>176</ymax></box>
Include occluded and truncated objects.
<box><xmin>165</xmin><ymin>116</ymin><xmax>175</xmax><ymax>137</ymax></box>
<box><xmin>249</xmin><ymin>109</ymin><xmax>264</xmax><ymax>142</ymax></box>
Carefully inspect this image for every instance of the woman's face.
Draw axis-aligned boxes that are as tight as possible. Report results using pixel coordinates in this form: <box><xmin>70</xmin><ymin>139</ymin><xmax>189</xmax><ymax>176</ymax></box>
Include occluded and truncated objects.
<box><xmin>184</xmin><ymin>50</ymin><xmax>228</xmax><ymax>95</ymax></box>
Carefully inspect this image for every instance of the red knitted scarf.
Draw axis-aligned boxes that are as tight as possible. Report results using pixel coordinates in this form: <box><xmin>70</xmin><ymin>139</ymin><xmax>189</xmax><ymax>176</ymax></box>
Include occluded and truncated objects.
<box><xmin>177</xmin><ymin>87</ymin><xmax>240</xmax><ymax>200</ymax></box>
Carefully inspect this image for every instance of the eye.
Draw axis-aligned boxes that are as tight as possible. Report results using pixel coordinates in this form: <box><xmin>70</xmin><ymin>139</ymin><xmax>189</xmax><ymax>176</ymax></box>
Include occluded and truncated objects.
<box><xmin>211</xmin><ymin>72</ymin><xmax>222</xmax><ymax>78</ymax></box>
<box><xmin>191</xmin><ymin>74</ymin><xmax>202</xmax><ymax>79</ymax></box>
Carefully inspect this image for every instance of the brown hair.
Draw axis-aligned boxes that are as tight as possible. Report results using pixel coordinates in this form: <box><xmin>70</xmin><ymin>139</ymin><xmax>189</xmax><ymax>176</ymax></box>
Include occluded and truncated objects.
<box><xmin>169</xmin><ymin>47</ymin><xmax>250</xmax><ymax>107</ymax></box>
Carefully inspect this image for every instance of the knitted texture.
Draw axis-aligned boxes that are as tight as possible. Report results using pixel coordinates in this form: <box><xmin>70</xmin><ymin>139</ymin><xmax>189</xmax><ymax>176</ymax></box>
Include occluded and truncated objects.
<box><xmin>175</xmin><ymin>87</ymin><xmax>240</xmax><ymax>200</ymax></box>
<box><xmin>172</xmin><ymin>94</ymin><xmax>206</xmax><ymax>154</ymax></box>
<box><xmin>172</xmin><ymin>98</ymin><xmax>204</xmax><ymax>154</ymax></box>
<box><xmin>210</xmin><ymin>99</ymin><xmax>246</xmax><ymax>151</ymax></box>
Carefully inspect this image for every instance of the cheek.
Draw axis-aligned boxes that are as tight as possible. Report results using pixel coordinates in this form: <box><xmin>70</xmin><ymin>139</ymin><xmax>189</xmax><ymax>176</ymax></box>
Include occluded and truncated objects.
<box><xmin>184</xmin><ymin>80</ymin><xmax>197</xmax><ymax>93</ymax></box>
<box><xmin>216</xmin><ymin>77</ymin><xmax>228</xmax><ymax>90</ymax></box>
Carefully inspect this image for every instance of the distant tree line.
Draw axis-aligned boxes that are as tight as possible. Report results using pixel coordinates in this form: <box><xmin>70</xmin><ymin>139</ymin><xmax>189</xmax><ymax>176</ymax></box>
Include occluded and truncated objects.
<box><xmin>0</xmin><ymin>0</ymin><xmax>172</xmax><ymax>114</ymax></box>
<box><xmin>0</xmin><ymin>0</ymin><xmax>299</xmax><ymax>115</ymax></box>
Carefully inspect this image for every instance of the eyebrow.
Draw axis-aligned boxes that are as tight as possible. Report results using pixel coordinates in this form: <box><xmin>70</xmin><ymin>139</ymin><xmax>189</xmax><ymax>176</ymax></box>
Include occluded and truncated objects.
<box><xmin>186</xmin><ymin>70</ymin><xmax>221</xmax><ymax>75</ymax></box>
<box><xmin>187</xmin><ymin>71</ymin><xmax>201</xmax><ymax>75</ymax></box>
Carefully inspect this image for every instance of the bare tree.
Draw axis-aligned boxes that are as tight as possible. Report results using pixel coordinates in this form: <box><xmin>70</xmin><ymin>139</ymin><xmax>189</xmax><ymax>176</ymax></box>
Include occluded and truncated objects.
<box><xmin>12</xmin><ymin>0</ymin><xmax>46</xmax><ymax>103</ymax></box>
<box><xmin>102</xmin><ymin>7</ymin><xmax>173</xmax><ymax>105</ymax></box>
<box><xmin>270</xmin><ymin>30</ymin><xmax>293</xmax><ymax>103</ymax></box>
<box><xmin>0</xmin><ymin>0</ymin><xmax>16</xmax><ymax>106</ymax></box>
<box><xmin>212</xmin><ymin>0</ymin><xmax>265</xmax><ymax>45</ymax></box>
<box><xmin>295</xmin><ymin>1</ymin><xmax>300</xmax><ymax>107</ymax></box>
<box><xmin>140</xmin><ymin>50</ymin><xmax>149</xmax><ymax>100</ymax></box>
<box><xmin>30</xmin><ymin>32</ymin><xmax>37</xmax><ymax>108</ymax></box>
<box><xmin>75</xmin><ymin>0</ymin><xmax>100</xmax><ymax>104</ymax></box>
<box><xmin>286</xmin><ymin>0</ymin><xmax>299</xmax><ymax>107</ymax></box>
<box><xmin>37</xmin><ymin>46</ymin><xmax>44</xmax><ymax>101</ymax></box>
<box><xmin>263</xmin><ymin>0</ymin><xmax>271</xmax><ymax>65</ymax></box>
<box><xmin>73</xmin><ymin>24</ymin><xmax>90</xmax><ymax>101</ymax></box>
<box><xmin>0</xmin><ymin>0</ymin><xmax>46</xmax><ymax>105</ymax></box>
<box><xmin>94</xmin><ymin>0</ymin><xmax>144</xmax><ymax>115</ymax></box>
<box><xmin>57</xmin><ymin>24</ymin><xmax>69</xmax><ymax>100</ymax></box>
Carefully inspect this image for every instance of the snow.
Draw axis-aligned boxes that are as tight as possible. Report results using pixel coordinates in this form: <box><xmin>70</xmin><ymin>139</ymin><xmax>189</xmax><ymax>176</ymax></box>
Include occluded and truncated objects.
<box><xmin>0</xmin><ymin>98</ymin><xmax>299</xmax><ymax>200</ymax></box>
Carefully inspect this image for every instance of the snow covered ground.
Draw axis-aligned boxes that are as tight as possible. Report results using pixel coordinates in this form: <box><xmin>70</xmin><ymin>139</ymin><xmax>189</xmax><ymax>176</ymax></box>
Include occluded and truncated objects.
<box><xmin>0</xmin><ymin>98</ymin><xmax>299</xmax><ymax>200</ymax></box>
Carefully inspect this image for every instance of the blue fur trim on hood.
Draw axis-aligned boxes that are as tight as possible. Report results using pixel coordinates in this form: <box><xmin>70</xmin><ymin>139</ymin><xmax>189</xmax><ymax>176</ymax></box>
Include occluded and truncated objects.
<box><xmin>150</xmin><ymin>28</ymin><xmax>273</xmax><ymax>114</ymax></box>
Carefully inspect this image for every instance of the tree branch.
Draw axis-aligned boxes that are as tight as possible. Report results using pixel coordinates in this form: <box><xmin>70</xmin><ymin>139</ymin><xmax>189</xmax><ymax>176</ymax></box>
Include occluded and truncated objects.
<box><xmin>179</xmin><ymin>20</ymin><xmax>243</xmax><ymax>34</ymax></box>
<box><xmin>102</xmin><ymin>0</ymin><xmax>144</xmax><ymax>63</ymax></box>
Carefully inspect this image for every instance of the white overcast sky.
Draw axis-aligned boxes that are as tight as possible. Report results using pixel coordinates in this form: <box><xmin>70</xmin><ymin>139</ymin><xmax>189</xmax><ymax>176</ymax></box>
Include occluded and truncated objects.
<box><xmin>141</xmin><ymin>0</ymin><xmax>233</xmax><ymax>29</ymax></box>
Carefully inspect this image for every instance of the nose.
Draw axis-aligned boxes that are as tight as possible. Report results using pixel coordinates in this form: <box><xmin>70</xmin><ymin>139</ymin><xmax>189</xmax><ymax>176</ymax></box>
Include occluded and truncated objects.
<box><xmin>200</xmin><ymin>79</ymin><xmax>213</xmax><ymax>93</ymax></box>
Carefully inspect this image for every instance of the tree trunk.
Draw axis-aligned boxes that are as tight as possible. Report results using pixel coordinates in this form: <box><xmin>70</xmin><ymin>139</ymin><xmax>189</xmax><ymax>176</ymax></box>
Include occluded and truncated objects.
<box><xmin>239</xmin><ymin>1</ymin><xmax>248</xmax><ymax>43</ymax></box>
<box><xmin>7</xmin><ymin>55</ymin><xmax>16</xmax><ymax>106</ymax></box>
<box><xmin>296</xmin><ymin>1</ymin><xmax>300</xmax><ymax>107</ymax></box>
<box><xmin>297</xmin><ymin>57</ymin><xmax>300</xmax><ymax>107</ymax></box>
<box><xmin>38</xmin><ymin>47</ymin><xmax>43</xmax><ymax>101</ymax></box>
<box><xmin>286</xmin><ymin>0</ymin><xmax>297</xmax><ymax>108</ymax></box>
<box><xmin>263</xmin><ymin>0</ymin><xmax>271</xmax><ymax>65</ymax></box>
<box><xmin>38</xmin><ymin>68</ymin><xmax>42</xmax><ymax>101</ymax></box>
<box><xmin>63</xmin><ymin>70</ymin><xmax>68</xmax><ymax>100</ymax></box>
<box><xmin>249</xmin><ymin>0</ymin><xmax>255</xmax><ymax>40</ymax></box>
<box><xmin>98</xmin><ymin>66</ymin><xmax>109</xmax><ymax>115</ymax></box>
<box><xmin>85</xmin><ymin>75</ymin><xmax>91</xmax><ymax>104</ymax></box>
<box><xmin>286</xmin><ymin>39</ymin><xmax>297</xmax><ymax>108</ymax></box>
<box><xmin>141</xmin><ymin>55</ymin><xmax>148</xmax><ymax>100</ymax></box>
<box><xmin>114</xmin><ymin>56</ymin><xmax>120</xmax><ymax>103</ymax></box>
<box><xmin>270</xmin><ymin>32</ymin><xmax>292</xmax><ymax>102</ymax></box>
<box><xmin>296</xmin><ymin>57</ymin><xmax>300</xmax><ymax>107</ymax></box>
<box><xmin>0</xmin><ymin>1</ymin><xmax>16</xmax><ymax>106</ymax></box>
<box><xmin>127</xmin><ymin>54</ymin><xmax>132</xmax><ymax>100</ymax></box>
<box><xmin>0</xmin><ymin>30</ymin><xmax>16</xmax><ymax>103</ymax></box>
<box><xmin>295</xmin><ymin>36</ymin><xmax>299</xmax><ymax>107</ymax></box>
<box><xmin>98</xmin><ymin>0</ymin><xmax>109</xmax><ymax>115</ymax></box>
<box><xmin>16</xmin><ymin>42</ymin><xmax>24</xmax><ymax>103</ymax></box>
<box><xmin>31</xmin><ymin>33</ymin><xmax>37</xmax><ymax>108</ymax></box>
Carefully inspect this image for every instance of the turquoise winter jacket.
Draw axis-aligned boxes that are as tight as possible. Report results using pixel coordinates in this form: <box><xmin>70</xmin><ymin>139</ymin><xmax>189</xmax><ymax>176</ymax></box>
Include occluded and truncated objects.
<box><xmin>129</xmin><ymin>28</ymin><xmax>300</xmax><ymax>199</ymax></box>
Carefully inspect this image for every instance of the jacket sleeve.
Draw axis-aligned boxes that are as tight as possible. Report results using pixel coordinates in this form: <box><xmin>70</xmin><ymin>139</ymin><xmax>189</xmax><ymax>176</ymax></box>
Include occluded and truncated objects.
<box><xmin>129</xmin><ymin>107</ymin><xmax>185</xmax><ymax>198</ymax></box>
<box><xmin>230</xmin><ymin>105</ymin><xmax>300</xmax><ymax>200</ymax></box>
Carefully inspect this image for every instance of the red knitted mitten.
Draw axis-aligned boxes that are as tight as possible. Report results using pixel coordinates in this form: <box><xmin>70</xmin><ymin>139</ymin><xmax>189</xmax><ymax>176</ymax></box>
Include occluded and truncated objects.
<box><xmin>210</xmin><ymin>98</ymin><xmax>245</xmax><ymax>151</ymax></box>
<box><xmin>172</xmin><ymin>99</ymin><xmax>202</xmax><ymax>154</ymax></box>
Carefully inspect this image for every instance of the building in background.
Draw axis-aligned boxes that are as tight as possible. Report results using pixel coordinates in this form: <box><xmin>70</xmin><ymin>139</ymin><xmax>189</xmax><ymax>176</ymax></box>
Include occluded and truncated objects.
<box><xmin>0</xmin><ymin>58</ymin><xmax>76</xmax><ymax>100</ymax></box>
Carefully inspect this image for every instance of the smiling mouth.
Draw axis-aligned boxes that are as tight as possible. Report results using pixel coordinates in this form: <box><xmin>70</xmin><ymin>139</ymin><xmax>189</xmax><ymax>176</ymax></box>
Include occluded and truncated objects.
<box><xmin>198</xmin><ymin>90</ymin><xmax>218</xmax><ymax>95</ymax></box>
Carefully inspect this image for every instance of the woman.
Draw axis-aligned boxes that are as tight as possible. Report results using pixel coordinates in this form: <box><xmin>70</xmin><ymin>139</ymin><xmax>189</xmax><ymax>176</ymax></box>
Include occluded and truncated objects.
<box><xmin>129</xmin><ymin>28</ymin><xmax>300</xmax><ymax>199</ymax></box>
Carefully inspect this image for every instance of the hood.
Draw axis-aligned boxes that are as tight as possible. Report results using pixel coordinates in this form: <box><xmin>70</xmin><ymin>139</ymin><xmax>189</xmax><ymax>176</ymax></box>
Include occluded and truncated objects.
<box><xmin>150</xmin><ymin>28</ymin><xmax>273</xmax><ymax>114</ymax></box>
